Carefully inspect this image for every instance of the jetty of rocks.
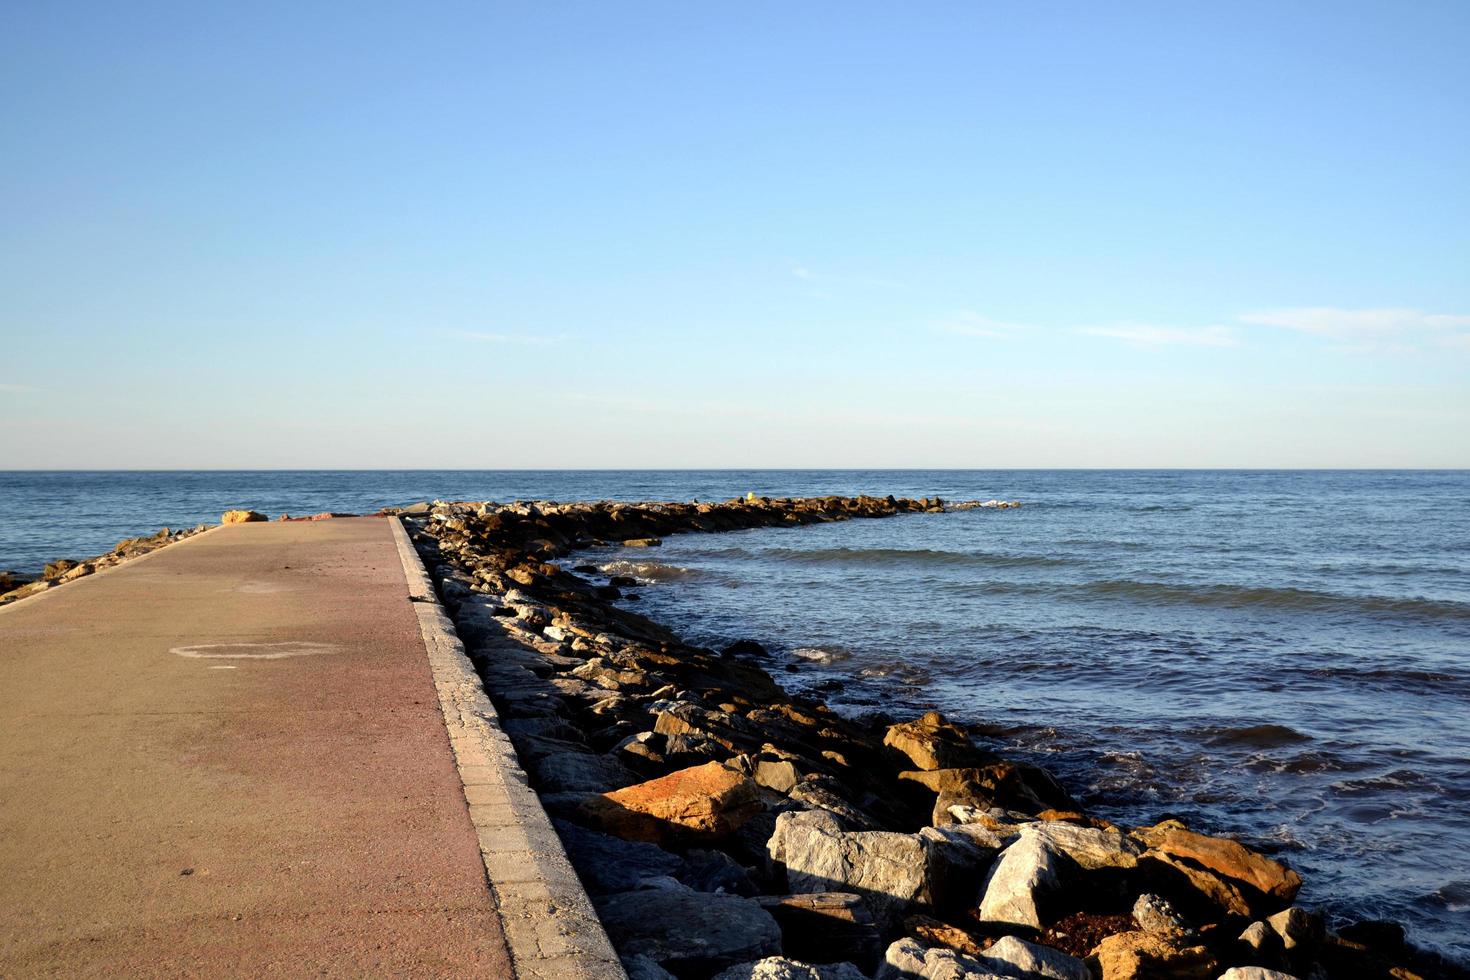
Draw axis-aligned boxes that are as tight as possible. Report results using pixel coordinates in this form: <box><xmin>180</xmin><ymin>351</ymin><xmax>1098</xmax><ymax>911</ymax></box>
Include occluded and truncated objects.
<box><xmin>395</xmin><ymin>494</ymin><xmax>1448</xmax><ymax>980</ymax></box>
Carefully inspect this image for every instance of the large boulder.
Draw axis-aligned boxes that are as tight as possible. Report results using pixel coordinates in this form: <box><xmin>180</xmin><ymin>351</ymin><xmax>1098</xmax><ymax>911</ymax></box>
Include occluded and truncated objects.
<box><xmin>221</xmin><ymin>509</ymin><xmax>266</xmax><ymax>524</ymax></box>
<box><xmin>712</xmin><ymin>957</ymin><xmax>869</xmax><ymax>980</ymax></box>
<box><xmin>581</xmin><ymin>761</ymin><xmax>763</xmax><ymax>844</ymax></box>
<box><xmin>1215</xmin><ymin>970</ymin><xmax>1301</xmax><ymax>980</ymax></box>
<box><xmin>770</xmin><ymin>811</ymin><xmax>992</xmax><ymax>929</ymax></box>
<box><xmin>978</xmin><ymin>830</ymin><xmax>1064</xmax><ymax>929</ymax></box>
<box><xmin>595</xmin><ymin>886</ymin><xmax>782</xmax><ymax>975</ymax></box>
<box><xmin>1089</xmin><ymin>930</ymin><xmax>1217</xmax><ymax>980</ymax></box>
<box><xmin>979</xmin><ymin>936</ymin><xmax>1091</xmax><ymax>980</ymax></box>
<box><xmin>1027</xmin><ymin>821</ymin><xmax>1141</xmax><ymax>871</ymax></box>
<box><xmin>1135</xmin><ymin>822</ymin><xmax>1301</xmax><ymax>916</ymax></box>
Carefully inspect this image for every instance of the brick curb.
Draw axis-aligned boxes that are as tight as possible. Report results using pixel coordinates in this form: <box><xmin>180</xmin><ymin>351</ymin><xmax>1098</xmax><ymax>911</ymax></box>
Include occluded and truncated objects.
<box><xmin>389</xmin><ymin>517</ymin><xmax>626</xmax><ymax>980</ymax></box>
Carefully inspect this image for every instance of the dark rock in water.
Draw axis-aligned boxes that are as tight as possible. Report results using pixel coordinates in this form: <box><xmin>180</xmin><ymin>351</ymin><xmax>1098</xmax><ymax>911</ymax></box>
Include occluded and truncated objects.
<box><xmin>610</xmin><ymin>574</ymin><xmax>639</xmax><ymax>587</ymax></box>
<box><xmin>552</xmin><ymin>819</ymin><xmax>682</xmax><ymax>894</ymax></box>
<box><xmin>1336</xmin><ymin>918</ymin><xmax>1405</xmax><ymax>951</ymax></box>
<box><xmin>756</xmin><ymin>893</ymin><xmax>881</xmax><ymax>970</ymax></box>
<box><xmin>572</xmin><ymin>563</ymin><xmax>600</xmax><ymax>574</ymax></box>
<box><xmin>595</xmin><ymin>885</ymin><xmax>782</xmax><ymax>975</ymax></box>
<box><xmin>724</xmin><ymin>639</ymin><xmax>771</xmax><ymax>660</ymax></box>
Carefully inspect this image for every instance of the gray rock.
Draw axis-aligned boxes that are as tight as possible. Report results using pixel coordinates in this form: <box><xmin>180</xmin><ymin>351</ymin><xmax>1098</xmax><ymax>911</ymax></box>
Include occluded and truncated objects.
<box><xmin>552</xmin><ymin>819</ymin><xmax>682</xmax><ymax>894</ymax></box>
<box><xmin>756</xmin><ymin>893</ymin><xmax>882</xmax><ymax>971</ymax></box>
<box><xmin>877</xmin><ymin>938</ymin><xmax>1010</xmax><ymax>980</ymax></box>
<box><xmin>623</xmin><ymin>953</ymin><xmax>679</xmax><ymax>980</ymax></box>
<box><xmin>596</xmin><ymin>887</ymin><xmax>782</xmax><ymax>975</ymax></box>
<box><xmin>918</xmin><ymin>826</ymin><xmax>997</xmax><ymax>912</ymax></box>
<box><xmin>1266</xmin><ymin>907</ymin><xmax>1323</xmax><ymax>950</ymax></box>
<box><xmin>1026</xmin><ymin>820</ymin><xmax>1141</xmax><ymax>870</ymax></box>
<box><xmin>1216</xmin><ymin>969</ymin><xmax>1301</xmax><ymax>980</ymax></box>
<box><xmin>680</xmin><ymin>848</ymin><xmax>758</xmax><ymax>896</ymax></box>
<box><xmin>1134</xmin><ymin>892</ymin><xmax>1193</xmax><ymax>938</ymax></box>
<box><xmin>756</xmin><ymin>759</ymin><xmax>800</xmax><ymax>793</ymax></box>
<box><xmin>530</xmin><ymin>750</ymin><xmax>637</xmax><ymax>794</ymax></box>
<box><xmin>712</xmin><ymin>957</ymin><xmax>869</xmax><ymax>980</ymax></box>
<box><xmin>977</xmin><ymin>936</ymin><xmax>1090</xmax><ymax>980</ymax></box>
<box><xmin>978</xmin><ymin>831</ymin><xmax>1062</xmax><ymax>929</ymax></box>
<box><xmin>1238</xmin><ymin>920</ymin><xmax>1278</xmax><ymax>955</ymax></box>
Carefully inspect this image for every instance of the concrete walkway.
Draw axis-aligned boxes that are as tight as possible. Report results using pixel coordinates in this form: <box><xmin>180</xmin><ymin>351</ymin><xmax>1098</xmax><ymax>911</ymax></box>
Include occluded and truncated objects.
<box><xmin>0</xmin><ymin>518</ymin><xmax>513</xmax><ymax>977</ymax></box>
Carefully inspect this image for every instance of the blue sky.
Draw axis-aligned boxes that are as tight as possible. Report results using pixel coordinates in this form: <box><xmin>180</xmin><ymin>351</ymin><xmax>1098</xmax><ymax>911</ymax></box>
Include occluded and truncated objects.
<box><xmin>2</xmin><ymin>1</ymin><xmax>1467</xmax><ymax>468</ymax></box>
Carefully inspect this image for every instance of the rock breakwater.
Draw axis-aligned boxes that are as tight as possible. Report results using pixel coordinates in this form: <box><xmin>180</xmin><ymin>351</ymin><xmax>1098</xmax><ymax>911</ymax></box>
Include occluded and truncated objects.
<box><xmin>396</xmin><ymin>495</ymin><xmax>1453</xmax><ymax>980</ymax></box>
<box><xmin>0</xmin><ymin>524</ymin><xmax>211</xmax><ymax>606</ymax></box>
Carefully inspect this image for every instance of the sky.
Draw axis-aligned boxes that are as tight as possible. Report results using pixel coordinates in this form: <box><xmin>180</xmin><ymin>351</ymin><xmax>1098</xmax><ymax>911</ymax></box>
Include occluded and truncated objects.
<box><xmin>2</xmin><ymin>1</ymin><xmax>1467</xmax><ymax>469</ymax></box>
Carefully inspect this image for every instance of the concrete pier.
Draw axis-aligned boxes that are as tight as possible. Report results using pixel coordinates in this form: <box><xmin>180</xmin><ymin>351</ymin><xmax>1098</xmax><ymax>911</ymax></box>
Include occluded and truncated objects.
<box><xmin>0</xmin><ymin>517</ymin><xmax>591</xmax><ymax>976</ymax></box>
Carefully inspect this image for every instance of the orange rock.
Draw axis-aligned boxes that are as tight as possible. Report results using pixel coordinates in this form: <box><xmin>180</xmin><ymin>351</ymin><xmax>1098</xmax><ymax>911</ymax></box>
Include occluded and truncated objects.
<box><xmin>221</xmin><ymin>509</ymin><xmax>267</xmax><ymax>524</ymax></box>
<box><xmin>1148</xmin><ymin>827</ymin><xmax>1302</xmax><ymax>903</ymax></box>
<box><xmin>580</xmin><ymin>761</ymin><xmax>762</xmax><ymax>843</ymax></box>
<box><xmin>1090</xmin><ymin>930</ymin><xmax>1217</xmax><ymax>980</ymax></box>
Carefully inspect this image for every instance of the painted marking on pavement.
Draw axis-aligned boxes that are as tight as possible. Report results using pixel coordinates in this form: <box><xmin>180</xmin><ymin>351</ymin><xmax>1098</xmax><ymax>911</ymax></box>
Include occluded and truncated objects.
<box><xmin>171</xmin><ymin>642</ymin><xmax>341</xmax><ymax>660</ymax></box>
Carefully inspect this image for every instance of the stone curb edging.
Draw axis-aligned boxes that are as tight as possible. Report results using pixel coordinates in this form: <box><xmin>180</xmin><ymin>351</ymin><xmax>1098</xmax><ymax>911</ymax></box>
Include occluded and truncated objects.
<box><xmin>0</xmin><ymin>524</ymin><xmax>227</xmax><ymax>617</ymax></box>
<box><xmin>389</xmin><ymin>517</ymin><xmax>627</xmax><ymax>980</ymax></box>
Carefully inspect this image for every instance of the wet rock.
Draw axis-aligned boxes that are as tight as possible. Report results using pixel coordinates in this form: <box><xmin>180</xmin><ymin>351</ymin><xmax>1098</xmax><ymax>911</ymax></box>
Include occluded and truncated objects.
<box><xmin>884</xmin><ymin>711</ymin><xmax>993</xmax><ymax>771</ymax></box>
<box><xmin>1089</xmin><ymin>930</ymin><xmax>1217</xmax><ymax>980</ymax></box>
<box><xmin>220</xmin><ymin>509</ymin><xmax>266</xmax><ymax>524</ymax></box>
<box><xmin>596</xmin><ymin>886</ymin><xmax>782</xmax><ymax>975</ymax></box>
<box><xmin>877</xmin><ymin>938</ymin><xmax>1007</xmax><ymax>980</ymax></box>
<box><xmin>1133</xmin><ymin>892</ymin><xmax>1193</xmax><ymax>939</ymax></box>
<box><xmin>624</xmin><ymin>537</ymin><xmax>662</xmax><ymax>547</ymax></box>
<box><xmin>978</xmin><ymin>829</ymin><xmax>1063</xmax><ymax>929</ymax></box>
<box><xmin>759</xmin><ymin>893</ymin><xmax>882</xmax><ymax>969</ymax></box>
<box><xmin>980</xmin><ymin>935</ymin><xmax>1091</xmax><ymax>980</ymax></box>
<box><xmin>712</xmin><ymin>957</ymin><xmax>868</xmax><ymax>980</ymax></box>
<box><xmin>581</xmin><ymin>761</ymin><xmax>764</xmax><ymax>844</ymax></box>
<box><xmin>552</xmin><ymin>819</ymin><xmax>682</xmax><ymax>894</ymax></box>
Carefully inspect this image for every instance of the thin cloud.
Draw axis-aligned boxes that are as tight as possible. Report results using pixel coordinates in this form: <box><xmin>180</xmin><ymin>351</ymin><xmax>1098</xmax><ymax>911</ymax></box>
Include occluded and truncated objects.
<box><xmin>450</xmin><ymin>330</ymin><xmax>564</xmax><ymax>346</ymax></box>
<box><xmin>1238</xmin><ymin>307</ymin><xmax>1470</xmax><ymax>339</ymax></box>
<box><xmin>1079</xmin><ymin>324</ymin><xmax>1238</xmax><ymax>348</ymax></box>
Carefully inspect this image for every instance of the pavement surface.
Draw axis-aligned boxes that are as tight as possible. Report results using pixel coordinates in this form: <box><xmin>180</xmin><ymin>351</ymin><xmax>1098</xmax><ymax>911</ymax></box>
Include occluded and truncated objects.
<box><xmin>0</xmin><ymin>518</ymin><xmax>513</xmax><ymax>977</ymax></box>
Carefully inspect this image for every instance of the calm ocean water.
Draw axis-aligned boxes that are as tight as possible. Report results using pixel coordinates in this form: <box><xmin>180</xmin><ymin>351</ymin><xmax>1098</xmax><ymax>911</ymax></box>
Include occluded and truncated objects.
<box><xmin>2</xmin><ymin>470</ymin><xmax>1467</xmax><ymax>961</ymax></box>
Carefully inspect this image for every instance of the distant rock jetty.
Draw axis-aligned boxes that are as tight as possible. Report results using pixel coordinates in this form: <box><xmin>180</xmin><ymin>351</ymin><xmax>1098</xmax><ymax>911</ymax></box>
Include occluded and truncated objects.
<box><xmin>397</xmin><ymin>494</ymin><xmax>1446</xmax><ymax>980</ymax></box>
<box><xmin>0</xmin><ymin>524</ymin><xmax>211</xmax><ymax>606</ymax></box>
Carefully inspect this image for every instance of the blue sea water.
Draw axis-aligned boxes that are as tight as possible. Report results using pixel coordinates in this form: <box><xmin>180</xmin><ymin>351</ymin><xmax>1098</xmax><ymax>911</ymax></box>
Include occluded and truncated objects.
<box><xmin>2</xmin><ymin>470</ymin><xmax>1468</xmax><ymax>961</ymax></box>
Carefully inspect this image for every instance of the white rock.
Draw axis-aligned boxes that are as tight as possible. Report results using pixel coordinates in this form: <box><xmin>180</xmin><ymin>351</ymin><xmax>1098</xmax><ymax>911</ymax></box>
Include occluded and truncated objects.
<box><xmin>1025</xmin><ymin>820</ymin><xmax>1141</xmax><ymax>870</ymax></box>
<box><xmin>877</xmin><ymin>938</ymin><xmax>1010</xmax><ymax>980</ymax></box>
<box><xmin>712</xmin><ymin>957</ymin><xmax>869</xmax><ymax>980</ymax></box>
<box><xmin>978</xmin><ymin>832</ymin><xmax>1062</xmax><ymax>928</ymax></box>
<box><xmin>1216</xmin><ymin>968</ymin><xmax>1301</xmax><ymax>980</ymax></box>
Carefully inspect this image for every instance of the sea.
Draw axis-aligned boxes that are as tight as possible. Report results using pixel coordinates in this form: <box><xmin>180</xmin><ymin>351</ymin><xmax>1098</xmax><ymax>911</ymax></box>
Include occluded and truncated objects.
<box><xmin>2</xmin><ymin>469</ymin><xmax>1467</xmax><ymax>963</ymax></box>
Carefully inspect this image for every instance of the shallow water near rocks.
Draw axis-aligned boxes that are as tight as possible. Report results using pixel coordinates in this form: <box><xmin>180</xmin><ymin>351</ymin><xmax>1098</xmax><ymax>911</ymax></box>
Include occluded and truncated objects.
<box><xmin>3</xmin><ymin>469</ymin><xmax>1468</xmax><ymax>962</ymax></box>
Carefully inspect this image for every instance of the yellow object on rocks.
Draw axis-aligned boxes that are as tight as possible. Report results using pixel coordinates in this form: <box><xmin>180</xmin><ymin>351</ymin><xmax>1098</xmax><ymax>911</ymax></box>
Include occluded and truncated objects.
<box><xmin>221</xmin><ymin>509</ymin><xmax>267</xmax><ymax>524</ymax></box>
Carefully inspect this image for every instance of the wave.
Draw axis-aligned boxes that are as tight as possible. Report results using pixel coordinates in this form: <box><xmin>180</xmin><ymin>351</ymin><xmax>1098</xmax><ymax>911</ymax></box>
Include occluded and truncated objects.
<box><xmin>1079</xmin><ymin>579</ymin><xmax>1470</xmax><ymax>622</ymax></box>
<box><xmin>598</xmin><ymin>559</ymin><xmax>698</xmax><ymax>582</ymax></box>
<box><xmin>764</xmin><ymin>545</ymin><xmax>1078</xmax><ymax>570</ymax></box>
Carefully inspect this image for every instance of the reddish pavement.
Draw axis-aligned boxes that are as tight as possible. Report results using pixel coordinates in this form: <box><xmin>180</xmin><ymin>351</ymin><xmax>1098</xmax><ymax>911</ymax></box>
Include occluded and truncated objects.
<box><xmin>0</xmin><ymin>518</ymin><xmax>512</xmax><ymax>977</ymax></box>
